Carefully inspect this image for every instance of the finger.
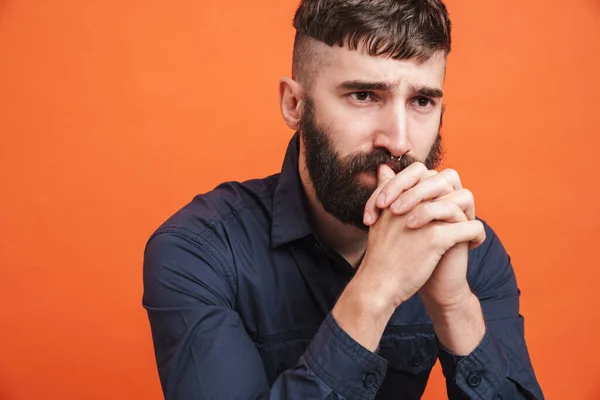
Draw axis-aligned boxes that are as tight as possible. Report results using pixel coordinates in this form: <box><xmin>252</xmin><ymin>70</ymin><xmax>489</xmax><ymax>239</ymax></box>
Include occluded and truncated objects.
<box><xmin>366</xmin><ymin>164</ymin><xmax>435</xmax><ymax>226</ymax></box>
<box><xmin>376</xmin><ymin>162</ymin><xmax>430</xmax><ymax>209</ymax></box>
<box><xmin>422</xmin><ymin>169</ymin><xmax>438</xmax><ymax>180</ymax></box>
<box><xmin>390</xmin><ymin>172</ymin><xmax>458</xmax><ymax>215</ymax></box>
<box><xmin>468</xmin><ymin>239</ymin><xmax>482</xmax><ymax>250</ymax></box>
<box><xmin>441</xmin><ymin>220</ymin><xmax>486</xmax><ymax>249</ymax></box>
<box><xmin>378</xmin><ymin>163</ymin><xmax>396</xmax><ymax>186</ymax></box>
<box><xmin>375</xmin><ymin>168</ymin><xmax>436</xmax><ymax>220</ymax></box>
<box><xmin>363</xmin><ymin>164</ymin><xmax>396</xmax><ymax>225</ymax></box>
<box><xmin>406</xmin><ymin>200</ymin><xmax>467</xmax><ymax>229</ymax></box>
<box><xmin>437</xmin><ymin>168</ymin><xmax>463</xmax><ymax>191</ymax></box>
<box><xmin>436</xmin><ymin>189</ymin><xmax>475</xmax><ymax>220</ymax></box>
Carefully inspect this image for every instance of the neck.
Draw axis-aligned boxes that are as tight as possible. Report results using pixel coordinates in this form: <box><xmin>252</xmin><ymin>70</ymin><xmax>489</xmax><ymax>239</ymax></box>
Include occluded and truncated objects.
<box><xmin>298</xmin><ymin>151</ymin><xmax>368</xmax><ymax>268</ymax></box>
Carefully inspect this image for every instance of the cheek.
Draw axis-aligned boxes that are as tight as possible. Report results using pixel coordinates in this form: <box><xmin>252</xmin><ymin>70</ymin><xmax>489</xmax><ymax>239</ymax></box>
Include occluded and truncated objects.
<box><xmin>407</xmin><ymin>115</ymin><xmax>440</xmax><ymax>155</ymax></box>
<box><xmin>324</xmin><ymin>107</ymin><xmax>378</xmax><ymax>152</ymax></box>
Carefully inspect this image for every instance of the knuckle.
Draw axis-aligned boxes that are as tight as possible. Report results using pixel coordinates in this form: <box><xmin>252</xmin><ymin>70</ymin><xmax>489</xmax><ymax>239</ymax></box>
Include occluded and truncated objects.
<box><xmin>445</xmin><ymin>168</ymin><xmax>458</xmax><ymax>178</ymax></box>
<box><xmin>412</xmin><ymin>162</ymin><xmax>427</xmax><ymax>174</ymax></box>
<box><xmin>429</xmin><ymin>224</ymin><xmax>448</xmax><ymax>247</ymax></box>
<box><xmin>430</xmin><ymin>199</ymin><xmax>445</xmax><ymax>209</ymax></box>
<box><xmin>379</xmin><ymin>187</ymin><xmax>389</xmax><ymax>198</ymax></box>
<box><xmin>439</xmin><ymin>199</ymin><xmax>456</xmax><ymax>212</ymax></box>
<box><xmin>442</xmin><ymin>168</ymin><xmax>462</xmax><ymax>187</ymax></box>
<box><xmin>476</xmin><ymin>220</ymin><xmax>485</xmax><ymax>234</ymax></box>
<box><xmin>446</xmin><ymin>168</ymin><xmax>460</xmax><ymax>182</ymax></box>
<box><xmin>441</xmin><ymin>180</ymin><xmax>454</xmax><ymax>193</ymax></box>
<box><xmin>462</xmin><ymin>188</ymin><xmax>474</xmax><ymax>201</ymax></box>
<box><xmin>451</xmin><ymin>199</ymin><xmax>463</xmax><ymax>210</ymax></box>
<box><xmin>445</xmin><ymin>202</ymin><xmax>463</xmax><ymax>219</ymax></box>
<box><xmin>420</xmin><ymin>202</ymin><xmax>434</xmax><ymax>217</ymax></box>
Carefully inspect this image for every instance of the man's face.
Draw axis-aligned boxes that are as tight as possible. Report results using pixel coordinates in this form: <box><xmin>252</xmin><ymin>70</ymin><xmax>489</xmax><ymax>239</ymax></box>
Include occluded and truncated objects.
<box><xmin>299</xmin><ymin>45</ymin><xmax>446</xmax><ymax>231</ymax></box>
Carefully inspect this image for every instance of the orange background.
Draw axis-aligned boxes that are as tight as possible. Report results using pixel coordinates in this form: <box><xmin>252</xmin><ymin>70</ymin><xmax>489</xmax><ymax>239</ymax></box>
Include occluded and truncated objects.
<box><xmin>1</xmin><ymin>1</ymin><xmax>599</xmax><ymax>399</ymax></box>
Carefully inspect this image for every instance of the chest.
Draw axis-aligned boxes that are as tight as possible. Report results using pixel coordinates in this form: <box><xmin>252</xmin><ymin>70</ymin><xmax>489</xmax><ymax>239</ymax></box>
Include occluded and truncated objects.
<box><xmin>251</xmin><ymin>322</ymin><xmax>439</xmax><ymax>399</ymax></box>
<box><xmin>234</xmin><ymin>239</ymin><xmax>439</xmax><ymax>399</ymax></box>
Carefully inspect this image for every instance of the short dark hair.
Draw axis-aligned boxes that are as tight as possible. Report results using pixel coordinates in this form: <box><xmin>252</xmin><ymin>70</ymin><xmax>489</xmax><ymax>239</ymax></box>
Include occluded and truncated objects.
<box><xmin>292</xmin><ymin>0</ymin><xmax>452</xmax><ymax>86</ymax></box>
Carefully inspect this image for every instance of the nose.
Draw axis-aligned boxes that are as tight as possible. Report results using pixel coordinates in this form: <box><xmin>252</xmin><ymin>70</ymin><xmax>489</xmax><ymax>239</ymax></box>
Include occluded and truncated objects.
<box><xmin>373</xmin><ymin>103</ymin><xmax>411</xmax><ymax>157</ymax></box>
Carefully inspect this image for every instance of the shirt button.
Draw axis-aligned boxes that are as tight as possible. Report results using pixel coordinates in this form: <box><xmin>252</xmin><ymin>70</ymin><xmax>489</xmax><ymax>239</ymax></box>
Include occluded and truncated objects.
<box><xmin>411</xmin><ymin>351</ymin><xmax>423</xmax><ymax>366</ymax></box>
<box><xmin>362</xmin><ymin>373</ymin><xmax>376</xmax><ymax>388</ymax></box>
<box><xmin>467</xmin><ymin>373</ymin><xmax>482</xmax><ymax>387</ymax></box>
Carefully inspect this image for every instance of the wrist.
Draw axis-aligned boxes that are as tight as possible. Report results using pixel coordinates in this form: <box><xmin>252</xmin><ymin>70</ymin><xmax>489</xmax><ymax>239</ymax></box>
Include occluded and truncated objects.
<box><xmin>419</xmin><ymin>282</ymin><xmax>473</xmax><ymax>312</ymax></box>
<box><xmin>351</xmin><ymin>266</ymin><xmax>403</xmax><ymax>313</ymax></box>
<box><xmin>425</xmin><ymin>293</ymin><xmax>486</xmax><ymax>356</ymax></box>
<box><xmin>332</xmin><ymin>273</ymin><xmax>397</xmax><ymax>352</ymax></box>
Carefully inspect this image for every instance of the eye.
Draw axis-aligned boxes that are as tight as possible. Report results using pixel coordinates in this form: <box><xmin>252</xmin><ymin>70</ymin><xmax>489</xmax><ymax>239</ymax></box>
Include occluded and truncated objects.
<box><xmin>350</xmin><ymin>91</ymin><xmax>376</xmax><ymax>102</ymax></box>
<box><xmin>412</xmin><ymin>96</ymin><xmax>436</xmax><ymax>109</ymax></box>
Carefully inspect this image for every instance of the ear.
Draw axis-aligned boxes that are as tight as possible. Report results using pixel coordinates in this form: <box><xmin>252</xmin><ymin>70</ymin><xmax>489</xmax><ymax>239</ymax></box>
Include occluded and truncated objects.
<box><xmin>279</xmin><ymin>77</ymin><xmax>304</xmax><ymax>130</ymax></box>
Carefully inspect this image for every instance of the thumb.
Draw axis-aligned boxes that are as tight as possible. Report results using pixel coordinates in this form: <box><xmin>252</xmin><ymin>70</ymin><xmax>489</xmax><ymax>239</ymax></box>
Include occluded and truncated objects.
<box><xmin>378</xmin><ymin>163</ymin><xmax>396</xmax><ymax>187</ymax></box>
<box><xmin>363</xmin><ymin>164</ymin><xmax>397</xmax><ymax>226</ymax></box>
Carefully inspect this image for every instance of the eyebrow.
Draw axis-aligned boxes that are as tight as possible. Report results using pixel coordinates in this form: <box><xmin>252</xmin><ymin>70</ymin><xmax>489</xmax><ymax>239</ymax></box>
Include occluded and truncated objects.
<box><xmin>336</xmin><ymin>80</ymin><xmax>399</xmax><ymax>92</ymax></box>
<box><xmin>409</xmin><ymin>84</ymin><xmax>444</xmax><ymax>99</ymax></box>
<box><xmin>336</xmin><ymin>80</ymin><xmax>444</xmax><ymax>98</ymax></box>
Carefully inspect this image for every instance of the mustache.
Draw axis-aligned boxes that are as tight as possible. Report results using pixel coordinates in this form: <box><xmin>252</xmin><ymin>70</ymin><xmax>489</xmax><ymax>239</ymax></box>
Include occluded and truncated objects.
<box><xmin>345</xmin><ymin>148</ymin><xmax>418</xmax><ymax>176</ymax></box>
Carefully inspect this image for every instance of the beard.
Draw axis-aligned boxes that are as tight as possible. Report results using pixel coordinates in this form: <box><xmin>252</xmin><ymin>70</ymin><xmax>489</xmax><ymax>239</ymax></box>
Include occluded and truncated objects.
<box><xmin>299</xmin><ymin>96</ymin><xmax>444</xmax><ymax>232</ymax></box>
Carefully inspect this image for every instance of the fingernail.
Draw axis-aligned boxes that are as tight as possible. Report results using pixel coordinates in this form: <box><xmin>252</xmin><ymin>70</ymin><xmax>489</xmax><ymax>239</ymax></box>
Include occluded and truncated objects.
<box><xmin>391</xmin><ymin>200</ymin><xmax>402</xmax><ymax>212</ymax></box>
<box><xmin>364</xmin><ymin>211</ymin><xmax>372</xmax><ymax>225</ymax></box>
<box><xmin>377</xmin><ymin>193</ymin><xmax>386</xmax><ymax>207</ymax></box>
<box><xmin>407</xmin><ymin>215</ymin><xmax>415</xmax><ymax>226</ymax></box>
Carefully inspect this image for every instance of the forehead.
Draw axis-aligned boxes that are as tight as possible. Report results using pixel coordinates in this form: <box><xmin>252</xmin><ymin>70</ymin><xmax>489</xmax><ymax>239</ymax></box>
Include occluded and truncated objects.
<box><xmin>312</xmin><ymin>43</ymin><xmax>446</xmax><ymax>92</ymax></box>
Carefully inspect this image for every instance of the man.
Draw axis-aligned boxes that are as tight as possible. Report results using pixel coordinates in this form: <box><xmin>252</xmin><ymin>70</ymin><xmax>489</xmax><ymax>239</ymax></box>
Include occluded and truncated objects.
<box><xmin>143</xmin><ymin>0</ymin><xmax>544</xmax><ymax>398</ymax></box>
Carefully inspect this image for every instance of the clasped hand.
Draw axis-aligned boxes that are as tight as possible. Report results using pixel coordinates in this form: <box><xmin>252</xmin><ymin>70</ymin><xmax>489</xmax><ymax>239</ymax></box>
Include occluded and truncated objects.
<box><xmin>358</xmin><ymin>163</ymin><xmax>486</xmax><ymax>311</ymax></box>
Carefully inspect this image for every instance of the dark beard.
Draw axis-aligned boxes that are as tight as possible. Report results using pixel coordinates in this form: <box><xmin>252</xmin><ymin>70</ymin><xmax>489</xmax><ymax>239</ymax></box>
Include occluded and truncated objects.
<box><xmin>299</xmin><ymin>96</ymin><xmax>444</xmax><ymax>231</ymax></box>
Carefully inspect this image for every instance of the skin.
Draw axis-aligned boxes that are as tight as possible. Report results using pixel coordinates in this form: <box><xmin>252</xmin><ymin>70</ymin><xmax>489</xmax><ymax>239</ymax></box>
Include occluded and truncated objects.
<box><xmin>279</xmin><ymin>39</ymin><xmax>486</xmax><ymax>355</ymax></box>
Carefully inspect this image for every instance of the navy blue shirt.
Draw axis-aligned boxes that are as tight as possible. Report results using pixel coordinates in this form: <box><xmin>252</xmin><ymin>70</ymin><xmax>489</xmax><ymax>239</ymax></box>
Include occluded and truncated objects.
<box><xmin>143</xmin><ymin>133</ymin><xmax>544</xmax><ymax>399</ymax></box>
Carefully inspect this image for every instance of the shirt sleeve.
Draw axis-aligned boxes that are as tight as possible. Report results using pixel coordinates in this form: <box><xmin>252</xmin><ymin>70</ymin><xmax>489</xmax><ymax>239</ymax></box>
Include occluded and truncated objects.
<box><xmin>142</xmin><ymin>229</ymin><xmax>388</xmax><ymax>400</ymax></box>
<box><xmin>436</xmin><ymin>220</ymin><xmax>545</xmax><ymax>399</ymax></box>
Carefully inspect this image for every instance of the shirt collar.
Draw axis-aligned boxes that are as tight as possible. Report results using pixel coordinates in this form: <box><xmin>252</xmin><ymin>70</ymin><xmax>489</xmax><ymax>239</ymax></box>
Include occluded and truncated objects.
<box><xmin>271</xmin><ymin>132</ymin><xmax>315</xmax><ymax>248</ymax></box>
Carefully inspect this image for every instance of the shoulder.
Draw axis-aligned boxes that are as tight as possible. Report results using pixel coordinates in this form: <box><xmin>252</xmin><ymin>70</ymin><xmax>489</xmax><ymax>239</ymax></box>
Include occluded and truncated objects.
<box><xmin>144</xmin><ymin>173</ymin><xmax>280</xmax><ymax>275</ymax></box>
<box><xmin>148</xmin><ymin>173</ymin><xmax>279</xmax><ymax>246</ymax></box>
<box><xmin>142</xmin><ymin>174</ymin><xmax>280</xmax><ymax>307</ymax></box>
